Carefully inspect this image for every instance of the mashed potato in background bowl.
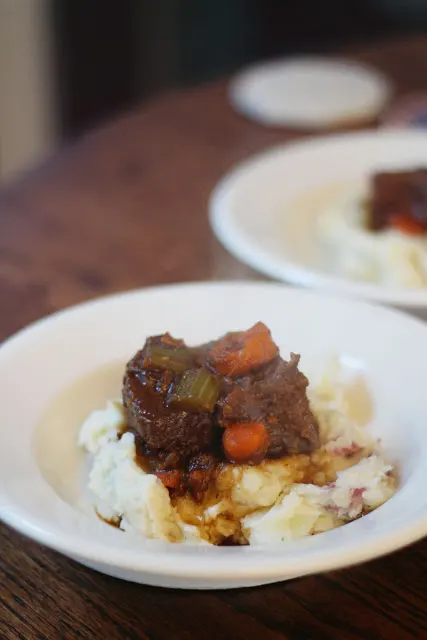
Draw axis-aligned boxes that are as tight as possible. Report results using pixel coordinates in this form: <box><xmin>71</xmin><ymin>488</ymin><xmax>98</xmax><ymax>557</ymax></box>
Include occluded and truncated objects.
<box><xmin>318</xmin><ymin>187</ymin><xmax>427</xmax><ymax>288</ymax></box>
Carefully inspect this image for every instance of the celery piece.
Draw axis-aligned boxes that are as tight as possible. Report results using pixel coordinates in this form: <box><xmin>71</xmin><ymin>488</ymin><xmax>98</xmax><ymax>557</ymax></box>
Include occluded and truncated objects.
<box><xmin>167</xmin><ymin>368</ymin><xmax>221</xmax><ymax>412</ymax></box>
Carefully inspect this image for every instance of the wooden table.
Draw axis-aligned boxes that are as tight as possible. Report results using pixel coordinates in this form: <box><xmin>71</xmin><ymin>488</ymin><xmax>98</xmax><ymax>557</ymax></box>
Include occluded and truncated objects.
<box><xmin>2</xmin><ymin>37</ymin><xmax>427</xmax><ymax>640</ymax></box>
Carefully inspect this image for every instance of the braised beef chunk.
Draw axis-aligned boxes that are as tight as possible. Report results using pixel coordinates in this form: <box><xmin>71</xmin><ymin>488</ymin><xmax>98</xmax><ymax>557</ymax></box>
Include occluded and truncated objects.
<box><xmin>123</xmin><ymin>370</ymin><xmax>216</xmax><ymax>457</ymax></box>
<box><xmin>122</xmin><ymin>325</ymin><xmax>320</xmax><ymax>478</ymax></box>
<box><xmin>367</xmin><ymin>168</ymin><xmax>427</xmax><ymax>232</ymax></box>
<box><xmin>122</xmin><ymin>336</ymin><xmax>218</xmax><ymax>461</ymax></box>
<box><xmin>218</xmin><ymin>354</ymin><xmax>319</xmax><ymax>457</ymax></box>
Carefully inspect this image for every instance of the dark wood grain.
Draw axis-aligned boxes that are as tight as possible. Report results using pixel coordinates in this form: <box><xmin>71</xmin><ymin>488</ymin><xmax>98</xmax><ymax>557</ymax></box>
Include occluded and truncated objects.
<box><xmin>1</xmin><ymin>37</ymin><xmax>427</xmax><ymax>640</ymax></box>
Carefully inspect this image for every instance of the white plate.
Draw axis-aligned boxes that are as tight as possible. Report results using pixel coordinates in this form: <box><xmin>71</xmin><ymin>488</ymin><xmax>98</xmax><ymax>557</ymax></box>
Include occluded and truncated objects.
<box><xmin>1</xmin><ymin>281</ymin><xmax>427</xmax><ymax>589</ymax></box>
<box><xmin>210</xmin><ymin>129</ymin><xmax>427</xmax><ymax>312</ymax></box>
<box><xmin>229</xmin><ymin>57</ymin><xmax>392</xmax><ymax>129</ymax></box>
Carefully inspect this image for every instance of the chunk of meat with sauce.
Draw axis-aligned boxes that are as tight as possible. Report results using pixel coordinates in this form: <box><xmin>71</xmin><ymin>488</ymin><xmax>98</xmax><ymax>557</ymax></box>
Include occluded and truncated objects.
<box><xmin>122</xmin><ymin>325</ymin><xmax>319</xmax><ymax>473</ymax></box>
<box><xmin>154</xmin><ymin>453</ymin><xmax>216</xmax><ymax>500</ymax></box>
<box><xmin>218</xmin><ymin>354</ymin><xmax>319</xmax><ymax>458</ymax></box>
<box><xmin>122</xmin><ymin>336</ymin><xmax>219</xmax><ymax>461</ymax></box>
<box><xmin>367</xmin><ymin>168</ymin><xmax>427</xmax><ymax>234</ymax></box>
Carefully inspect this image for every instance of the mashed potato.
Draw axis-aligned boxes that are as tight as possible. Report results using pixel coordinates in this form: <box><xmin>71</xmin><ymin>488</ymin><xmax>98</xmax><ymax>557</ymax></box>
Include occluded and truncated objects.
<box><xmin>79</xmin><ymin>364</ymin><xmax>396</xmax><ymax>545</ymax></box>
<box><xmin>242</xmin><ymin>455</ymin><xmax>393</xmax><ymax>544</ymax></box>
<box><xmin>318</xmin><ymin>194</ymin><xmax>427</xmax><ymax>287</ymax></box>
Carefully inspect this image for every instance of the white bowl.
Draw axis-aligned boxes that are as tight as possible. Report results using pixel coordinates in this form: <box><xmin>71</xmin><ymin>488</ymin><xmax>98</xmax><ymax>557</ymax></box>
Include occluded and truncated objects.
<box><xmin>1</xmin><ymin>282</ymin><xmax>427</xmax><ymax>589</ymax></box>
<box><xmin>209</xmin><ymin>130</ymin><xmax>427</xmax><ymax>315</ymax></box>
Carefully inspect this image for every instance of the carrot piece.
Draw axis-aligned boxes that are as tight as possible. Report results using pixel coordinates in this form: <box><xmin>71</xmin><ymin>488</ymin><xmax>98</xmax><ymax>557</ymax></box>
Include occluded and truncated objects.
<box><xmin>222</xmin><ymin>422</ymin><xmax>269</xmax><ymax>465</ymax></box>
<box><xmin>390</xmin><ymin>213</ymin><xmax>424</xmax><ymax>235</ymax></box>
<box><xmin>207</xmin><ymin>322</ymin><xmax>278</xmax><ymax>377</ymax></box>
<box><xmin>155</xmin><ymin>469</ymin><xmax>182</xmax><ymax>489</ymax></box>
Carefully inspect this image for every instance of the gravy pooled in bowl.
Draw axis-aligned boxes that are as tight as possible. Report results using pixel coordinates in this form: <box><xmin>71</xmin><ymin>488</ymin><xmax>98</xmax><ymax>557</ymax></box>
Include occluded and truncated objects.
<box><xmin>79</xmin><ymin>323</ymin><xmax>396</xmax><ymax>545</ymax></box>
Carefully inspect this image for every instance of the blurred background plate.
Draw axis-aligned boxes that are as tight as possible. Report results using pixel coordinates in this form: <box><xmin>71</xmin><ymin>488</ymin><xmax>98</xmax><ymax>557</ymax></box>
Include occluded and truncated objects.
<box><xmin>229</xmin><ymin>57</ymin><xmax>393</xmax><ymax>129</ymax></box>
<box><xmin>209</xmin><ymin>129</ymin><xmax>427</xmax><ymax>312</ymax></box>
